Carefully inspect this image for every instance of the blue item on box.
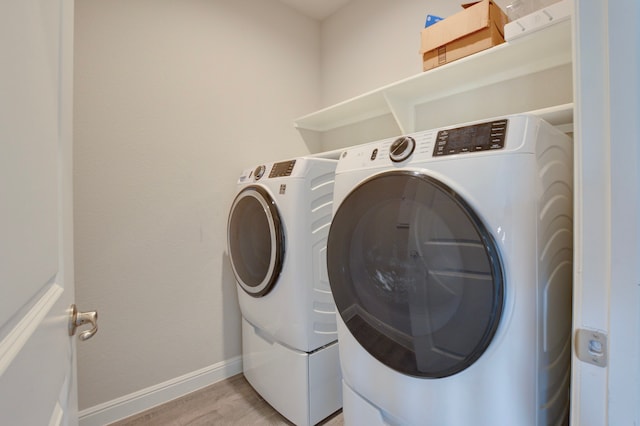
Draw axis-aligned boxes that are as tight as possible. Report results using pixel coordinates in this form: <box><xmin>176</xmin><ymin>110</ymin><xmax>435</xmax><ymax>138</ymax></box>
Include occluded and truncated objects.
<box><xmin>425</xmin><ymin>14</ymin><xmax>443</xmax><ymax>28</ymax></box>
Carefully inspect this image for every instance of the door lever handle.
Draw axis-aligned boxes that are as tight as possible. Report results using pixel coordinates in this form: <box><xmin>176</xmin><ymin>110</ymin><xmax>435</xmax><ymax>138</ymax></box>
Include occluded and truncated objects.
<box><xmin>69</xmin><ymin>304</ymin><xmax>98</xmax><ymax>341</ymax></box>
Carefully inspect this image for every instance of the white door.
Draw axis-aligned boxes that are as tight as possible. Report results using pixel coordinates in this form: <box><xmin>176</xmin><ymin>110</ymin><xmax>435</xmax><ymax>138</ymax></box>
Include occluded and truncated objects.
<box><xmin>572</xmin><ymin>0</ymin><xmax>640</xmax><ymax>425</ymax></box>
<box><xmin>0</xmin><ymin>1</ymin><xmax>83</xmax><ymax>425</ymax></box>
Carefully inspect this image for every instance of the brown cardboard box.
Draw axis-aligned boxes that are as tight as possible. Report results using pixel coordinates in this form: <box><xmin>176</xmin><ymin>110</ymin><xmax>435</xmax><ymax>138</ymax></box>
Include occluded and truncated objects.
<box><xmin>420</xmin><ymin>0</ymin><xmax>509</xmax><ymax>71</ymax></box>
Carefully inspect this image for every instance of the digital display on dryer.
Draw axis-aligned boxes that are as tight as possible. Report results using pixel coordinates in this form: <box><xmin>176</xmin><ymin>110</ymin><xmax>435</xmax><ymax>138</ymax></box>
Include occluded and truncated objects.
<box><xmin>433</xmin><ymin>120</ymin><xmax>508</xmax><ymax>157</ymax></box>
<box><xmin>269</xmin><ymin>160</ymin><xmax>296</xmax><ymax>178</ymax></box>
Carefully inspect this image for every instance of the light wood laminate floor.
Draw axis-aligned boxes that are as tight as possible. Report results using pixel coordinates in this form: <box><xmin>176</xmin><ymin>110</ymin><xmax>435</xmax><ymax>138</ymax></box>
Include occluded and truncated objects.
<box><xmin>109</xmin><ymin>373</ymin><xmax>344</xmax><ymax>426</ymax></box>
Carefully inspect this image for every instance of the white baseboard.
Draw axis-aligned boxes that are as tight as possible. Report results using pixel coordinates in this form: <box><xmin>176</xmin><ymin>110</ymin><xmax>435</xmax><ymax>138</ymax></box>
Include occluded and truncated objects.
<box><xmin>79</xmin><ymin>356</ymin><xmax>242</xmax><ymax>426</ymax></box>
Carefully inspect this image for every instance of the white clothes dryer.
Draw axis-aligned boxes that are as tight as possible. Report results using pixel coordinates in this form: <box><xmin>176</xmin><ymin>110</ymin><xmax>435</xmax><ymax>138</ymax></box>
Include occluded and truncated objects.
<box><xmin>326</xmin><ymin>115</ymin><xmax>573</xmax><ymax>425</ymax></box>
<box><xmin>227</xmin><ymin>156</ymin><xmax>341</xmax><ymax>425</ymax></box>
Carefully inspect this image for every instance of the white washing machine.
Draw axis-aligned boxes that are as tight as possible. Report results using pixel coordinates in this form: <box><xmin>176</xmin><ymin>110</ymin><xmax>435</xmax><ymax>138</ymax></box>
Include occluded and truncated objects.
<box><xmin>227</xmin><ymin>156</ymin><xmax>342</xmax><ymax>425</ymax></box>
<box><xmin>326</xmin><ymin>115</ymin><xmax>573</xmax><ymax>425</ymax></box>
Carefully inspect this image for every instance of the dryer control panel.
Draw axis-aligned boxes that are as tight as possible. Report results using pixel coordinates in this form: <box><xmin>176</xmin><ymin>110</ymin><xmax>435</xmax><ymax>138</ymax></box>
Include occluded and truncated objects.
<box><xmin>269</xmin><ymin>159</ymin><xmax>296</xmax><ymax>178</ymax></box>
<box><xmin>433</xmin><ymin>119</ymin><xmax>508</xmax><ymax>157</ymax></box>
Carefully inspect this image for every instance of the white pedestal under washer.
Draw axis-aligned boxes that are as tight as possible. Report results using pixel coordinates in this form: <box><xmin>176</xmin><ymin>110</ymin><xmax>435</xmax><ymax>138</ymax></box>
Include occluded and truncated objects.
<box><xmin>326</xmin><ymin>115</ymin><xmax>573</xmax><ymax>425</ymax></box>
<box><xmin>227</xmin><ymin>156</ymin><xmax>342</xmax><ymax>425</ymax></box>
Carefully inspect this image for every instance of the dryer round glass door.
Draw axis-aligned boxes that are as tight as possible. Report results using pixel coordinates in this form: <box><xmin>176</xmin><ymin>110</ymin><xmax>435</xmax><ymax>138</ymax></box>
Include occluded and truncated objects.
<box><xmin>228</xmin><ymin>185</ymin><xmax>284</xmax><ymax>297</ymax></box>
<box><xmin>327</xmin><ymin>170</ymin><xmax>504</xmax><ymax>378</ymax></box>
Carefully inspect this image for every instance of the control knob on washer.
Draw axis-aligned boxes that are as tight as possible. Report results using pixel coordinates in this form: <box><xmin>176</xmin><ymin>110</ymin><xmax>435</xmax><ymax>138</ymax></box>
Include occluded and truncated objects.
<box><xmin>254</xmin><ymin>165</ymin><xmax>266</xmax><ymax>180</ymax></box>
<box><xmin>389</xmin><ymin>136</ymin><xmax>416</xmax><ymax>162</ymax></box>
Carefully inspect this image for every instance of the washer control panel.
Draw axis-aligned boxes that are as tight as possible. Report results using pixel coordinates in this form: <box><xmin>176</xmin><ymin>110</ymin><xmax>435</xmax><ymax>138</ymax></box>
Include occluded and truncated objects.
<box><xmin>269</xmin><ymin>159</ymin><xmax>296</xmax><ymax>178</ymax></box>
<box><xmin>433</xmin><ymin>119</ymin><xmax>508</xmax><ymax>157</ymax></box>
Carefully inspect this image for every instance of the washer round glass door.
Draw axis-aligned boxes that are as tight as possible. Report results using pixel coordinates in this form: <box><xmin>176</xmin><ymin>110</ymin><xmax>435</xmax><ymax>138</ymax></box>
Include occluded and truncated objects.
<box><xmin>327</xmin><ymin>170</ymin><xmax>504</xmax><ymax>378</ymax></box>
<box><xmin>228</xmin><ymin>185</ymin><xmax>284</xmax><ymax>297</ymax></box>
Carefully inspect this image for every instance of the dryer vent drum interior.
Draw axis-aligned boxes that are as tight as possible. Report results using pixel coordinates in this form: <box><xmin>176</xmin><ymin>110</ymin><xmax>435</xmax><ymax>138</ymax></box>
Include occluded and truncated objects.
<box><xmin>228</xmin><ymin>185</ymin><xmax>284</xmax><ymax>297</ymax></box>
<box><xmin>327</xmin><ymin>171</ymin><xmax>504</xmax><ymax>378</ymax></box>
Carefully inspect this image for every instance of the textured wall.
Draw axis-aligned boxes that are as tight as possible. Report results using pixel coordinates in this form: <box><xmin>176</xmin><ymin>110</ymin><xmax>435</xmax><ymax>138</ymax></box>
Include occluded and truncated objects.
<box><xmin>73</xmin><ymin>0</ymin><xmax>320</xmax><ymax>409</ymax></box>
<box><xmin>320</xmin><ymin>0</ymin><xmax>461</xmax><ymax>107</ymax></box>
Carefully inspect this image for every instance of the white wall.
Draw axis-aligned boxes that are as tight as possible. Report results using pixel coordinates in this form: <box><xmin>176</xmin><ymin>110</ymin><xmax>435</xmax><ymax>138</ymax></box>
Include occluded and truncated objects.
<box><xmin>73</xmin><ymin>0</ymin><xmax>320</xmax><ymax>411</ymax></box>
<box><xmin>321</xmin><ymin>0</ymin><xmax>471</xmax><ymax>107</ymax></box>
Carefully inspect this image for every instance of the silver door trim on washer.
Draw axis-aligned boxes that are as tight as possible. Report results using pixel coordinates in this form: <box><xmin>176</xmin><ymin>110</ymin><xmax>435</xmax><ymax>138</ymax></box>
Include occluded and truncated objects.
<box><xmin>228</xmin><ymin>185</ymin><xmax>285</xmax><ymax>297</ymax></box>
<box><xmin>327</xmin><ymin>170</ymin><xmax>504</xmax><ymax>378</ymax></box>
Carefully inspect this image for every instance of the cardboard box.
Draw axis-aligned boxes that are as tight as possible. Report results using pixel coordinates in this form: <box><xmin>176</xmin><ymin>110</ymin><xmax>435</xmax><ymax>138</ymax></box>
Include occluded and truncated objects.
<box><xmin>420</xmin><ymin>0</ymin><xmax>509</xmax><ymax>71</ymax></box>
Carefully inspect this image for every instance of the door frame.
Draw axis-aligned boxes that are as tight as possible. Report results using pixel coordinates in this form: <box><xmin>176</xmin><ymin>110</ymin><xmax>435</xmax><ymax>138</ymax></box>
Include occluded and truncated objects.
<box><xmin>571</xmin><ymin>0</ymin><xmax>640</xmax><ymax>424</ymax></box>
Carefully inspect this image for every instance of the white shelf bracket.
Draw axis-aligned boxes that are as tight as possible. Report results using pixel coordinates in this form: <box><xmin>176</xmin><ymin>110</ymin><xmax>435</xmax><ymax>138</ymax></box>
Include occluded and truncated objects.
<box><xmin>384</xmin><ymin>92</ymin><xmax>415</xmax><ymax>134</ymax></box>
